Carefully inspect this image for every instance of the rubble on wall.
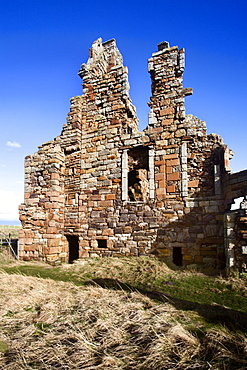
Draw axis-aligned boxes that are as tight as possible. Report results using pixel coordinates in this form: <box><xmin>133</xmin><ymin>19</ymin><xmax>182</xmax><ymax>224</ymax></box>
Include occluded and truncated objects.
<box><xmin>19</xmin><ymin>38</ymin><xmax>247</xmax><ymax>270</ymax></box>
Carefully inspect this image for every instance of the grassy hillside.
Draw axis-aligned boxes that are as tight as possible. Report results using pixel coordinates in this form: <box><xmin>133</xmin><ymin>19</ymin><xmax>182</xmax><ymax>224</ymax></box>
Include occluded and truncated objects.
<box><xmin>0</xmin><ymin>225</ymin><xmax>21</xmax><ymax>239</ymax></box>
<box><xmin>0</xmin><ymin>254</ymin><xmax>247</xmax><ymax>369</ymax></box>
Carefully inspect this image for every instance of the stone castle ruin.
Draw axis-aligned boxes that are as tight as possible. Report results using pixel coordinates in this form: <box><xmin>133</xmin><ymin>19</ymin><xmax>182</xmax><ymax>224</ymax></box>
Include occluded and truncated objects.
<box><xmin>19</xmin><ymin>38</ymin><xmax>247</xmax><ymax>270</ymax></box>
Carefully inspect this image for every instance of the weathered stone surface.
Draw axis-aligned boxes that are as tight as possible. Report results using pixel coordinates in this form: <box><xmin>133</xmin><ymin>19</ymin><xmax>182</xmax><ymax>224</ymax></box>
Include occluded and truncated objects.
<box><xmin>18</xmin><ymin>38</ymin><xmax>247</xmax><ymax>270</ymax></box>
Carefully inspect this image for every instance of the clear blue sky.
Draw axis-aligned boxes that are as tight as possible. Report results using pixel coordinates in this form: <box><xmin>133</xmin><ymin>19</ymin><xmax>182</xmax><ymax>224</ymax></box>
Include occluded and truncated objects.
<box><xmin>0</xmin><ymin>0</ymin><xmax>246</xmax><ymax>224</ymax></box>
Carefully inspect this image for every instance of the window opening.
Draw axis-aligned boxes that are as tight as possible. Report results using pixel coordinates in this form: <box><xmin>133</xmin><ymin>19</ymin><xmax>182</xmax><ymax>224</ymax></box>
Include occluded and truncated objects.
<box><xmin>231</xmin><ymin>197</ymin><xmax>244</xmax><ymax>211</ymax></box>
<box><xmin>173</xmin><ymin>247</ymin><xmax>182</xmax><ymax>266</ymax></box>
<box><xmin>97</xmin><ymin>239</ymin><xmax>107</xmax><ymax>248</ymax></box>
<box><xmin>66</xmin><ymin>235</ymin><xmax>79</xmax><ymax>263</ymax></box>
<box><xmin>128</xmin><ymin>169</ymin><xmax>142</xmax><ymax>201</ymax></box>
<box><xmin>128</xmin><ymin>146</ymin><xmax>149</xmax><ymax>202</ymax></box>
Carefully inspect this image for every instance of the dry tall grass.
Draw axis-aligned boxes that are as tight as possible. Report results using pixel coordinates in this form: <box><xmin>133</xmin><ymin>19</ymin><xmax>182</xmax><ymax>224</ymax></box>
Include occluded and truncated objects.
<box><xmin>0</xmin><ymin>272</ymin><xmax>246</xmax><ymax>369</ymax></box>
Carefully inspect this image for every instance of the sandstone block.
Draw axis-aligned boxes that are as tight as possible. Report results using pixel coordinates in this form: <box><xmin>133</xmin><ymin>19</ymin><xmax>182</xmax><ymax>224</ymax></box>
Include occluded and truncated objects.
<box><xmin>160</xmin><ymin>107</ymin><xmax>174</xmax><ymax>116</ymax></box>
<box><xmin>102</xmin><ymin>229</ymin><xmax>114</xmax><ymax>236</ymax></box>
<box><xmin>188</xmin><ymin>180</ymin><xmax>199</xmax><ymax>188</ymax></box>
<box><xmin>167</xmin><ymin>185</ymin><xmax>176</xmax><ymax>193</ymax></box>
<box><xmin>105</xmin><ymin>194</ymin><xmax>116</xmax><ymax>200</ymax></box>
<box><xmin>167</xmin><ymin>172</ymin><xmax>180</xmax><ymax>181</ymax></box>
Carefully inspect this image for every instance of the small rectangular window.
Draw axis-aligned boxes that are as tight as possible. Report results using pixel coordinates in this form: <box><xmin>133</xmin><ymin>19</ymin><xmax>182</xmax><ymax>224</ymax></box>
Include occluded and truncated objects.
<box><xmin>97</xmin><ymin>239</ymin><xmax>107</xmax><ymax>248</ymax></box>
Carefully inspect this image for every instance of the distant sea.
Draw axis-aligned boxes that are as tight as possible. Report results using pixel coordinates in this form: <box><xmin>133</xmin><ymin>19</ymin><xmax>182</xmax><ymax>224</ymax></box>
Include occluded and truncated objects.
<box><xmin>0</xmin><ymin>220</ymin><xmax>21</xmax><ymax>226</ymax></box>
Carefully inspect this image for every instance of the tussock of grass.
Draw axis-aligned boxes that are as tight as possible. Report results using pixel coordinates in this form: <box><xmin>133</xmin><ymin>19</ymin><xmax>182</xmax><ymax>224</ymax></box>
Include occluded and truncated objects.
<box><xmin>0</xmin><ymin>272</ymin><xmax>247</xmax><ymax>369</ymax></box>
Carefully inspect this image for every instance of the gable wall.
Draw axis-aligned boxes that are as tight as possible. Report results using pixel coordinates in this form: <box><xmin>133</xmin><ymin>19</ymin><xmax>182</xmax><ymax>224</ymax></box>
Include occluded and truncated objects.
<box><xmin>19</xmin><ymin>38</ymin><xmax>236</xmax><ymax>268</ymax></box>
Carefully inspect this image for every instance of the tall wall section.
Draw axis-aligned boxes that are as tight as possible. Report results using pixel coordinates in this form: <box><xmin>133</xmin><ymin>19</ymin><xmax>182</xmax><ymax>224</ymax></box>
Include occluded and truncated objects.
<box><xmin>19</xmin><ymin>38</ymin><xmax>232</xmax><ymax>267</ymax></box>
<box><xmin>18</xmin><ymin>142</ymin><xmax>67</xmax><ymax>262</ymax></box>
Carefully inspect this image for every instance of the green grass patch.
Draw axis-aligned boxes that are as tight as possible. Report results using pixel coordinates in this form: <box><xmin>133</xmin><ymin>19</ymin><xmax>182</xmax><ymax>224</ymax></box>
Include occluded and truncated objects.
<box><xmin>33</xmin><ymin>322</ymin><xmax>52</xmax><ymax>336</ymax></box>
<box><xmin>1</xmin><ymin>264</ymin><xmax>93</xmax><ymax>285</ymax></box>
<box><xmin>157</xmin><ymin>274</ymin><xmax>247</xmax><ymax>312</ymax></box>
<box><xmin>0</xmin><ymin>340</ymin><xmax>8</xmax><ymax>353</ymax></box>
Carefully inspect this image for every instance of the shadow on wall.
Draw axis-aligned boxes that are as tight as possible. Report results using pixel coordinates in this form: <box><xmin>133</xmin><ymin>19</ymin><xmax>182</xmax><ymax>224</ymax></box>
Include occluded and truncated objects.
<box><xmin>151</xmin><ymin>204</ymin><xmax>226</xmax><ymax>270</ymax></box>
<box><xmin>145</xmin><ymin>146</ymin><xmax>230</xmax><ymax>269</ymax></box>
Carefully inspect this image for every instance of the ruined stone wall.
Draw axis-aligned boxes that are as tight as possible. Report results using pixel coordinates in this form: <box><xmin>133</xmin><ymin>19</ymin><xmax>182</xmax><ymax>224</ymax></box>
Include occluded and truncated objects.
<box><xmin>224</xmin><ymin>170</ymin><xmax>247</xmax><ymax>208</ymax></box>
<box><xmin>141</xmin><ymin>42</ymin><xmax>229</xmax><ymax>267</ymax></box>
<box><xmin>19</xmin><ymin>38</ymin><xmax>237</xmax><ymax>267</ymax></box>
<box><xmin>19</xmin><ymin>142</ymin><xmax>67</xmax><ymax>262</ymax></box>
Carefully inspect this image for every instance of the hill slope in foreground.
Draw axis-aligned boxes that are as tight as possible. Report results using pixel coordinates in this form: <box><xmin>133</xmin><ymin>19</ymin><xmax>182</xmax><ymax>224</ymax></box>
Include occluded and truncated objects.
<box><xmin>0</xmin><ymin>256</ymin><xmax>247</xmax><ymax>369</ymax></box>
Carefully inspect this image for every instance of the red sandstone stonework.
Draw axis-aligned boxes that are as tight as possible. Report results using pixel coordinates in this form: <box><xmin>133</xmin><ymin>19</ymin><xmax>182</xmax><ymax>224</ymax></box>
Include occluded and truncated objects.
<box><xmin>18</xmin><ymin>38</ymin><xmax>247</xmax><ymax>270</ymax></box>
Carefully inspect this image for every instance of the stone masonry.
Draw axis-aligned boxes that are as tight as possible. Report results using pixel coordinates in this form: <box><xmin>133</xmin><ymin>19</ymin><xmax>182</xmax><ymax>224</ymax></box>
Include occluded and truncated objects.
<box><xmin>19</xmin><ymin>38</ymin><xmax>247</xmax><ymax>270</ymax></box>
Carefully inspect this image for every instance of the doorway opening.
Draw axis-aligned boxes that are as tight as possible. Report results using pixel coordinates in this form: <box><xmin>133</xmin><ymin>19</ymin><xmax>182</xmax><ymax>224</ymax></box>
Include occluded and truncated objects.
<box><xmin>173</xmin><ymin>247</ymin><xmax>182</xmax><ymax>266</ymax></box>
<box><xmin>66</xmin><ymin>235</ymin><xmax>79</xmax><ymax>263</ymax></box>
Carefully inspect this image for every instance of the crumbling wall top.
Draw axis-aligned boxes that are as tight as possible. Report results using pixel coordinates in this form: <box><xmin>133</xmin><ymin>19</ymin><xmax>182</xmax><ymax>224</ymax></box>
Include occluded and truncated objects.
<box><xmin>78</xmin><ymin>38</ymin><xmax>124</xmax><ymax>80</ymax></box>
